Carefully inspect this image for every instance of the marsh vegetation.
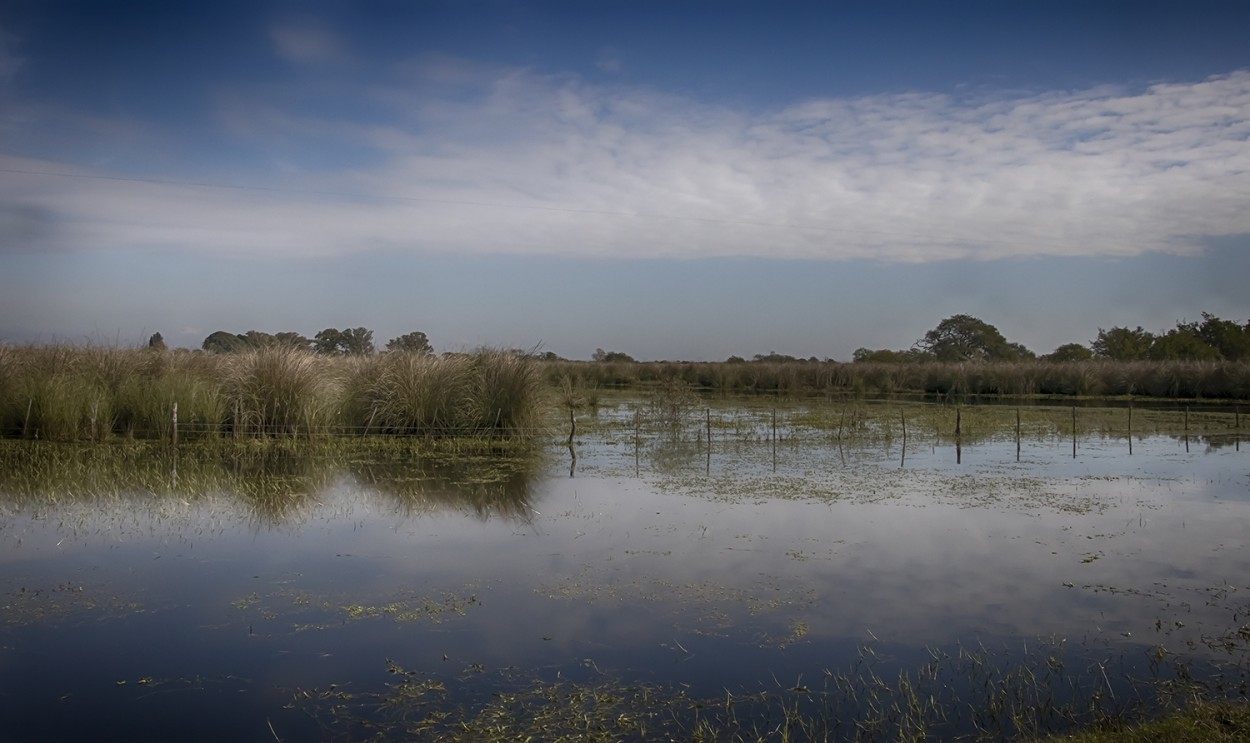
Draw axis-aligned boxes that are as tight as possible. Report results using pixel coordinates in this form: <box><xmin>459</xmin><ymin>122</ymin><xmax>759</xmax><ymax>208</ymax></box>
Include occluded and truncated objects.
<box><xmin>0</xmin><ymin>345</ymin><xmax>547</xmax><ymax>442</ymax></box>
<box><xmin>0</xmin><ymin>397</ymin><xmax>1246</xmax><ymax>741</ymax></box>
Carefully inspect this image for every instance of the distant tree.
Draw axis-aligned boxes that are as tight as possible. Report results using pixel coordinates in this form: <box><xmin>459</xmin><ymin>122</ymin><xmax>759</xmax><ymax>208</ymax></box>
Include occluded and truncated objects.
<box><xmin>313</xmin><ymin>327</ymin><xmax>373</xmax><ymax>355</ymax></box>
<box><xmin>341</xmin><ymin>327</ymin><xmax>374</xmax><ymax>355</ymax></box>
<box><xmin>537</xmin><ymin>351</ymin><xmax>564</xmax><ymax>361</ymax></box>
<box><xmin>1091</xmin><ymin>326</ymin><xmax>1155</xmax><ymax>360</ymax></box>
<box><xmin>202</xmin><ymin>331</ymin><xmax>248</xmax><ymax>353</ymax></box>
<box><xmin>243</xmin><ymin>330</ymin><xmax>276</xmax><ymax>348</ymax></box>
<box><xmin>1003</xmin><ymin>342</ymin><xmax>1036</xmax><ymax>361</ymax></box>
<box><xmin>1197</xmin><ymin>312</ymin><xmax>1250</xmax><ymax>360</ymax></box>
<box><xmin>725</xmin><ymin>355</ymin><xmax>746</xmax><ymax>364</ymax></box>
<box><xmin>147</xmin><ymin>332</ymin><xmax>166</xmax><ymax>351</ymax></box>
<box><xmin>1042</xmin><ymin>343</ymin><xmax>1093</xmax><ymax>362</ymax></box>
<box><xmin>915</xmin><ymin>315</ymin><xmax>1022</xmax><ymax>362</ymax></box>
<box><xmin>272</xmin><ymin>331</ymin><xmax>311</xmax><ymax>351</ymax></box>
<box><xmin>592</xmin><ymin>348</ymin><xmax>635</xmax><ymax>362</ymax></box>
<box><xmin>313</xmin><ymin>328</ymin><xmax>344</xmax><ymax>355</ymax></box>
<box><xmin>387</xmin><ymin>331</ymin><xmax>433</xmax><ymax>354</ymax></box>
<box><xmin>854</xmin><ymin>348</ymin><xmax>905</xmax><ymax>363</ymax></box>
<box><xmin>1149</xmin><ymin>323</ymin><xmax>1220</xmax><ymax>361</ymax></box>
<box><xmin>752</xmin><ymin>351</ymin><xmax>800</xmax><ymax>363</ymax></box>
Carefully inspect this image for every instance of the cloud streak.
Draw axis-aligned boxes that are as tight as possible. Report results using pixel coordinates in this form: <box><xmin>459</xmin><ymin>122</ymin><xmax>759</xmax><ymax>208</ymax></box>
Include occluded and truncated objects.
<box><xmin>3</xmin><ymin>64</ymin><xmax>1248</xmax><ymax>262</ymax></box>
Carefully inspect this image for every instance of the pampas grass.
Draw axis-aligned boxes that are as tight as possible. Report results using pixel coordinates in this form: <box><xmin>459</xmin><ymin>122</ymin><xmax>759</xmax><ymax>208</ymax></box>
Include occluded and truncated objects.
<box><xmin>0</xmin><ymin>345</ymin><xmax>548</xmax><ymax>442</ymax></box>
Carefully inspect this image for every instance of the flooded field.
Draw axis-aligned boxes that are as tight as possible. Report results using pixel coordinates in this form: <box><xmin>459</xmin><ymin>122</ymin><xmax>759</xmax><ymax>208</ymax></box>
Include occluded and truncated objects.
<box><xmin>1</xmin><ymin>397</ymin><xmax>1247</xmax><ymax>741</ymax></box>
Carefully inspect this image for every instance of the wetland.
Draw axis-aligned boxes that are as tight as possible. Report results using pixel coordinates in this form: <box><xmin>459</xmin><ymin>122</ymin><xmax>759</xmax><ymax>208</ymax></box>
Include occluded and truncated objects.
<box><xmin>0</xmin><ymin>397</ymin><xmax>1247</xmax><ymax>741</ymax></box>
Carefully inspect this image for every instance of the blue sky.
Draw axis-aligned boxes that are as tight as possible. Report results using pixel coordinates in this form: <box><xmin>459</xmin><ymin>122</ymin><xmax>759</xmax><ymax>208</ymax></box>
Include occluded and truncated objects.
<box><xmin>2</xmin><ymin>1</ymin><xmax>1248</xmax><ymax>360</ymax></box>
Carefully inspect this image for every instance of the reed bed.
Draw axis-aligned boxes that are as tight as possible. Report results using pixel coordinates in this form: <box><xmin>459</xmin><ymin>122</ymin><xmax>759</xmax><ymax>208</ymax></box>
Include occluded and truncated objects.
<box><xmin>0</xmin><ymin>345</ymin><xmax>547</xmax><ymax>443</ymax></box>
<box><xmin>545</xmin><ymin>359</ymin><xmax>1250</xmax><ymax>400</ymax></box>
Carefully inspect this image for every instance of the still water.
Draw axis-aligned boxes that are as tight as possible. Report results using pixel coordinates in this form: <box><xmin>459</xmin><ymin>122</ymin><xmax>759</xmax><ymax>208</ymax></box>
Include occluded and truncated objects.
<box><xmin>1</xmin><ymin>399</ymin><xmax>1247</xmax><ymax>740</ymax></box>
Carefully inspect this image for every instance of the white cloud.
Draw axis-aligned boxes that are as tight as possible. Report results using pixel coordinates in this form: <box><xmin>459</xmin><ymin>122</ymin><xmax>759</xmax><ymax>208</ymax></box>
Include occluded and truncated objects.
<box><xmin>3</xmin><ymin>66</ymin><xmax>1249</xmax><ymax>263</ymax></box>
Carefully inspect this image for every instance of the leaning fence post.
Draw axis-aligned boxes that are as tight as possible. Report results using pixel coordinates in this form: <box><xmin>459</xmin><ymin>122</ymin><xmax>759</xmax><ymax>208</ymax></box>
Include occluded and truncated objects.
<box><xmin>171</xmin><ymin>401</ymin><xmax>178</xmax><ymax>447</ymax></box>
<box><xmin>23</xmin><ymin>398</ymin><xmax>32</xmax><ymax>439</ymax></box>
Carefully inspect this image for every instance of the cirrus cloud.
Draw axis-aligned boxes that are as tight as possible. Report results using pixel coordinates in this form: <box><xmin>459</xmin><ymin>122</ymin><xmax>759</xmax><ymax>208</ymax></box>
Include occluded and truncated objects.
<box><xmin>2</xmin><ymin>64</ymin><xmax>1248</xmax><ymax>263</ymax></box>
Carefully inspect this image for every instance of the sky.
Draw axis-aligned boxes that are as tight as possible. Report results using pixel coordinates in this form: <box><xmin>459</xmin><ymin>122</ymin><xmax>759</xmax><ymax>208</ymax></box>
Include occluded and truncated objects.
<box><xmin>1</xmin><ymin>1</ymin><xmax>1248</xmax><ymax>361</ymax></box>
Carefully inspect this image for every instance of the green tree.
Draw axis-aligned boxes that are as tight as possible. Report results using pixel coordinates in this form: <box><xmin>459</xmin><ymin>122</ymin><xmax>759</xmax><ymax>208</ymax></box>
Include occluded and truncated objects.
<box><xmin>202</xmin><ymin>331</ymin><xmax>248</xmax><ymax>353</ymax></box>
<box><xmin>915</xmin><ymin>315</ymin><xmax>1022</xmax><ymax>362</ymax></box>
<box><xmin>387</xmin><ymin>331</ymin><xmax>432</xmax><ymax>354</ymax></box>
<box><xmin>1042</xmin><ymin>343</ymin><xmax>1093</xmax><ymax>362</ymax></box>
<box><xmin>147</xmin><ymin>332</ymin><xmax>166</xmax><ymax>351</ymax></box>
<box><xmin>313</xmin><ymin>327</ymin><xmax>373</xmax><ymax>355</ymax></box>
<box><xmin>313</xmin><ymin>328</ymin><xmax>344</xmax><ymax>355</ymax></box>
<box><xmin>752</xmin><ymin>351</ymin><xmax>801</xmax><ymax>363</ymax></box>
<box><xmin>853</xmin><ymin>348</ymin><xmax>927</xmax><ymax>363</ymax></box>
<box><xmin>1197</xmin><ymin>312</ymin><xmax>1250</xmax><ymax>360</ymax></box>
<box><xmin>1149</xmin><ymin>323</ymin><xmax>1220</xmax><ymax>361</ymax></box>
<box><xmin>272</xmin><ymin>332</ymin><xmax>311</xmax><ymax>351</ymax></box>
<box><xmin>592</xmin><ymin>348</ymin><xmax>635</xmax><ymax>363</ymax></box>
<box><xmin>1091</xmin><ymin>326</ymin><xmax>1155</xmax><ymax>360</ymax></box>
<box><xmin>341</xmin><ymin>327</ymin><xmax>374</xmax><ymax>355</ymax></box>
<box><xmin>243</xmin><ymin>330</ymin><xmax>276</xmax><ymax>348</ymax></box>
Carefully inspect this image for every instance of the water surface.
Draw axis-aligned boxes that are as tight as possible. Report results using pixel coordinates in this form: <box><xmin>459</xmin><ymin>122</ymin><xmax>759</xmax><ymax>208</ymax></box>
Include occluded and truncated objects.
<box><xmin>1</xmin><ymin>400</ymin><xmax>1247</xmax><ymax>740</ymax></box>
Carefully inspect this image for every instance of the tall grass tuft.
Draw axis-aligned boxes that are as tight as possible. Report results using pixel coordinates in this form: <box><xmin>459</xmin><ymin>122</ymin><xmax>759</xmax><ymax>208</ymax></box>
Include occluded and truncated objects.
<box><xmin>224</xmin><ymin>347</ymin><xmax>338</xmax><ymax>438</ymax></box>
<box><xmin>354</xmin><ymin>352</ymin><xmax>475</xmax><ymax>436</ymax></box>
<box><xmin>468</xmin><ymin>349</ymin><xmax>547</xmax><ymax>438</ymax></box>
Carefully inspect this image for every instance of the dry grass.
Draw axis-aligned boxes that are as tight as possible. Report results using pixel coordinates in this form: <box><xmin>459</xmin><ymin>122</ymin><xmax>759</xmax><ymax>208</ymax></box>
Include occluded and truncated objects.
<box><xmin>0</xmin><ymin>345</ymin><xmax>547</xmax><ymax>442</ymax></box>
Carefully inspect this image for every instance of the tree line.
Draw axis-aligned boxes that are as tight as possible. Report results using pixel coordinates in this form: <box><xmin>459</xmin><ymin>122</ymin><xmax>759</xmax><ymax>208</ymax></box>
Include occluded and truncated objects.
<box><xmin>175</xmin><ymin>313</ymin><xmax>1247</xmax><ymax>365</ymax></box>
<box><xmin>590</xmin><ymin>313</ymin><xmax>1250</xmax><ymax>366</ymax></box>
<box><xmin>852</xmin><ymin>312</ymin><xmax>1250</xmax><ymax>364</ymax></box>
<box><xmin>194</xmin><ymin>328</ymin><xmax>432</xmax><ymax>356</ymax></box>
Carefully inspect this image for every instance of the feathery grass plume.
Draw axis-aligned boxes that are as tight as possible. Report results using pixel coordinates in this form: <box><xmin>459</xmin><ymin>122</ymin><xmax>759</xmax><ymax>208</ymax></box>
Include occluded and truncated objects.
<box><xmin>366</xmin><ymin>351</ymin><xmax>475</xmax><ymax>436</ymax></box>
<box><xmin>468</xmin><ymin>349</ymin><xmax>547</xmax><ymax>439</ymax></box>
<box><xmin>224</xmin><ymin>347</ymin><xmax>339</xmax><ymax>438</ymax></box>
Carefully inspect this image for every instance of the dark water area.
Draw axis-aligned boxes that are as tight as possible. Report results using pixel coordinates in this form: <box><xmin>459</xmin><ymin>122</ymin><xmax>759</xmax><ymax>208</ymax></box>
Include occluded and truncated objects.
<box><xmin>1</xmin><ymin>400</ymin><xmax>1248</xmax><ymax>741</ymax></box>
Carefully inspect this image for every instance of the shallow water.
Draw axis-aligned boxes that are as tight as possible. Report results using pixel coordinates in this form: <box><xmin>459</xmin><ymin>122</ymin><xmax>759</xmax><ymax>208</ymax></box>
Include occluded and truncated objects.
<box><xmin>1</xmin><ymin>400</ymin><xmax>1247</xmax><ymax>740</ymax></box>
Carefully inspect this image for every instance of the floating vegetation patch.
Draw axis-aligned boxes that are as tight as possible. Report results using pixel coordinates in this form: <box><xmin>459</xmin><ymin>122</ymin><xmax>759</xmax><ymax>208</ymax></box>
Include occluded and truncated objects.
<box><xmin>2</xmin><ymin>579</ymin><xmax>144</xmax><ymax>627</ymax></box>
<box><xmin>286</xmin><ymin>636</ymin><xmax>1249</xmax><ymax>743</ymax></box>
<box><xmin>224</xmin><ymin>583</ymin><xmax>488</xmax><ymax>635</ymax></box>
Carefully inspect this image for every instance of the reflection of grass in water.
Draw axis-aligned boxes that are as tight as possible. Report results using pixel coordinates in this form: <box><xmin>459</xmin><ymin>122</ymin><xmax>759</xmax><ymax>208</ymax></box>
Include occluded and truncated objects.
<box><xmin>289</xmin><ymin>637</ymin><xmax>1247</xmax><ymax>742</ymax></box>
<box><xmin>0</xmin><ymin>439</ymin><xmax>542</xmax><ymax>525</ymax></box>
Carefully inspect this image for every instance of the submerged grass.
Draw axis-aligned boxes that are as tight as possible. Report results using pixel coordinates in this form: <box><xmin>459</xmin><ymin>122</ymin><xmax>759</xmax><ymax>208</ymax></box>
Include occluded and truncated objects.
<box><xmin>289</xmin><ymin>638</ymin><xmax>1248</xmax><ymax>742</ymax></box>
<box><xmin>1031</xmin><ymin>699</ymin><xmax>1250</xmax><ymax>742</ymax></box>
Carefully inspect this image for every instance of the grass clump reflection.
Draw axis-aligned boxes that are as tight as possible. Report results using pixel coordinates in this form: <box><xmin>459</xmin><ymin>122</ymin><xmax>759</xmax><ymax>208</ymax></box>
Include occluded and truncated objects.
<box><xmin>0</xmin><ymin>439</ymin><xmax>542</xmax><ymax>525</ymax></box>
